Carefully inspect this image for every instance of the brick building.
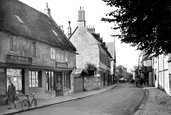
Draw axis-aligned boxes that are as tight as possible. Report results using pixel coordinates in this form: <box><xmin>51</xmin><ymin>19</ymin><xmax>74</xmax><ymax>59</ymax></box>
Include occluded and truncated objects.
<box><xmin>69</xmin><ymin>7</ymin><xmax>112</xmax><ymax>88</ymax></box>
<box><xmin>0</xmin><ymin>0</ymin><xmax>76</xmax><ymax>105</ymax></box>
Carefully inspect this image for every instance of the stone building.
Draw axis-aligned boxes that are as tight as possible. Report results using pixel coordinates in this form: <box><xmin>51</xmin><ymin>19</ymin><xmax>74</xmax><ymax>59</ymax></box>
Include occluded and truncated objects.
<box><xmin>69</xmin><ymin>7</ymin><xmax>112</xmax><ymax>89</ymax></box>
<box><xmin>0</xmin><ymin>0</ymin><xmax>76</xmax><ymax>105</ymax></box>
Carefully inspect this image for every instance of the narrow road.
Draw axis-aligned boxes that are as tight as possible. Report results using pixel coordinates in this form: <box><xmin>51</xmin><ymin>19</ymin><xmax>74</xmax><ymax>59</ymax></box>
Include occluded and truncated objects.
<box><xmin>14</xmin><ymin>83</ymin><xmax>145</xmax><ymax>115</ymax></box>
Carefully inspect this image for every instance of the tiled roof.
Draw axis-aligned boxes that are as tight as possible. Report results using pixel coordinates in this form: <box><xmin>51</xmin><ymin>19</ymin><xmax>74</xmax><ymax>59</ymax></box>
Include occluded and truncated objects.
<box><xmin>92</xmin><ymin>33</ymin><xmax>112</xmax><ymax>58</ymax></box>
<box><xmin>0</xmin><ymin>0</ymin><xmax>76</xmax><ymax>51</ymax></box>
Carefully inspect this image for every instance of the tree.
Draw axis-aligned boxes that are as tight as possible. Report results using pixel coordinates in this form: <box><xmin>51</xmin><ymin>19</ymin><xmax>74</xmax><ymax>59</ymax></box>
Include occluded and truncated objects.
<box><xmin>115</xmin><ymin>65</ymin><xmax>125</xmax><ymax>78</ymax></box>
<box><xmin>102</xmin><ymin>0</ymin><xmax>171</xmax><ymax>56</ymax></box>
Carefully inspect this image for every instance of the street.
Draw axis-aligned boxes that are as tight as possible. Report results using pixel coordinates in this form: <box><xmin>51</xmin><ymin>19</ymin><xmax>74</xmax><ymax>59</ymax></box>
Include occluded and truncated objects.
<box><xmin>14</xmin><ymin>83</ymin><xmax>145</xmax><ymax>115</ymax></box>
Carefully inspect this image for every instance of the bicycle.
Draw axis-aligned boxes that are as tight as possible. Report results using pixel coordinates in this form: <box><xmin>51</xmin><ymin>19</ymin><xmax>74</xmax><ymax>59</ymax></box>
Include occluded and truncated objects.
<box><xmin>21</xmin><ymin>93</ymin><xmax>38</xmax><ymax>111</ymax></box>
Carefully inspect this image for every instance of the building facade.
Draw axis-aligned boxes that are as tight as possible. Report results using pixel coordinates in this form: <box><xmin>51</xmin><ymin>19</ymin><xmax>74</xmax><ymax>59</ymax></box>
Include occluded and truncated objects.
<box><xmin>0</xmin><ymin>0</ymin><xmax>76</xmax><ymax>105</ymax></box>
<box><xmin>69</xmin><ymin>7</ymin><xmax>112</xmax><ymax>88</ymax></box>
<box><xmin>152</xmin><ymin>54</ymin><xmax>171</xmax><ymax>96</ymax></box>
<box><xmin>139</xmin><ymin>51</ymin><xmax>171</xmax><ymax>96</ymax></box>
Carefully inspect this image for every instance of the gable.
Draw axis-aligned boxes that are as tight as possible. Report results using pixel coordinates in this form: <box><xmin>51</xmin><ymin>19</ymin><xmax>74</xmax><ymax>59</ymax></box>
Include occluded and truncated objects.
<box><xmin>70</xmin><ymin>26</ymin><xmax>99</xmax><ymax>46</ymax></box>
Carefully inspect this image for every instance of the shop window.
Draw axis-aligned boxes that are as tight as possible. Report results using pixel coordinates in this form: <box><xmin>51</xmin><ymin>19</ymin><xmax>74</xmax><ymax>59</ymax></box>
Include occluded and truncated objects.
<box><xmin>7</xmin><ymin>69</ymin><xmax>22</xmax><ymax>94</ymax></box>
<box><xmin>50</xmin><ymin>48</ymin><xmax>55</xmax><ymax>60</ymax></box>
<box><xmin>10</xmin><ymin>36</ymin><xmax>17</xmax><ymax>52</ymax></box>
<box><xmin>29</xmin><ymin>71</ymin><xmax>42</xmax><ymax>87</ymax></box>
<box><xmin>46</xmin><ymin>71</ymin><xmax>54</xmax><ymax>91</ymax></box>
<box><xmin>63</xmin><ymin>72</ymin><xmax>70</xmax><ymax>89</ymax></box>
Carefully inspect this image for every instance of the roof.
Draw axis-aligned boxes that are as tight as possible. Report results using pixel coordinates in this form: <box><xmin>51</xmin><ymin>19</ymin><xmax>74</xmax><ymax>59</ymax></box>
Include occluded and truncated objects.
<box><xmin>69</xmin><ymin>26</ymin><xmax>112</xmax><ymax>58</ymax></box>
<box><xmin>0</xmin><ymin>0</ymin><xmax>76</xmax><ymax>51</ymax></box>
<box><xmin>91</xmin><ymin>33</ymin><xmax>112</xmax><ymax>58</ymax></box>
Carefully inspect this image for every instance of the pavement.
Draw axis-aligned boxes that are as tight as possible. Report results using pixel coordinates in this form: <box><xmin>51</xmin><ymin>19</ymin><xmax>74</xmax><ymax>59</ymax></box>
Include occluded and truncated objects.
<box><xmin>0</xmin><ymin>84</ymin><xmax>117</xmax><ymax>115</ymax></box>
<box><xmin>134</xmin><ymin>87</ymin><xmax>171</xmax><ymax>115</ymax></box>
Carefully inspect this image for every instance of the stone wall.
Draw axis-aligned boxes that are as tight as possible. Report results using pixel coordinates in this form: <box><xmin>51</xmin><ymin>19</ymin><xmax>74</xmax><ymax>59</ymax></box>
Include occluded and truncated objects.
<box><xmin>84</xmin><ymin>76</ymin><xmax>101</xmax><ymax>91</ymax></box>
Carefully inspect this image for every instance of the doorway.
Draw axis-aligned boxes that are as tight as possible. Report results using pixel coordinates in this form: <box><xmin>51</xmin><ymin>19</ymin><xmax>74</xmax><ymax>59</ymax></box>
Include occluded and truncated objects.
<box><xmin>55</xmin><ymin>72</ymin><xmax>63</xmax><ymax>96</ymax></box>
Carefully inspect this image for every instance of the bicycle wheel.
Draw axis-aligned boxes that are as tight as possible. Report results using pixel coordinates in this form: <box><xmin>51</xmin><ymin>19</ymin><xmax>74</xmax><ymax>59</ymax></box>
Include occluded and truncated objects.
<box><xmin>21</xmin><ymin>99</ymin><xmax>29</xmax><ymax>111</ymax></box>
<box><xmin>31</xmin><ymin>98</ymin><xmax>38</xmax><ymax>109</ymax></box>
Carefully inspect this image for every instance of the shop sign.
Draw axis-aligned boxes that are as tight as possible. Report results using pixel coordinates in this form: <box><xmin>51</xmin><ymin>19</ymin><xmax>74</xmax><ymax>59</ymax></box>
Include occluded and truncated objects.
<box><xmin>56</xmin><ymin>62</ymin><xmax>68</xmax><ymax>68</ymax></box>
<box><xmin>6</xmin><ymin>54</ymin><xmax>32</xmax><ymax>65</ymax></box>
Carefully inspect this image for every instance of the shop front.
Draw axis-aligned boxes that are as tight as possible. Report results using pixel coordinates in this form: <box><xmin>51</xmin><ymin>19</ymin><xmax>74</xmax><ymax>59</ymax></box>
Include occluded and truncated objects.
<box><xmin>45</xmin><ymin>62</ymin><xmax>73</xmax><ymax>97</ymax></box>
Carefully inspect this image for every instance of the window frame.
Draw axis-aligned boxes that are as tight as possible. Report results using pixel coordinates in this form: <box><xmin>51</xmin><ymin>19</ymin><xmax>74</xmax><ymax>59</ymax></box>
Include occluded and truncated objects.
<box><xmin>50</xmin><ymin>48</ymin><xmax>56</xmax><ymax>60</ymax></box>
<box><xmin>10</xmin><ymin>36</ymin><xmax>17</xmax><ymax>52</ymax></box>
<box><xmin>46</xmin><ymin>71</ymin><xmax>55</xmax><ymax>91</ymax></box>
<box><xmin>29</xmin><ymin>71</ymin><xmax>42</xmax><ymax>88</ymax></box>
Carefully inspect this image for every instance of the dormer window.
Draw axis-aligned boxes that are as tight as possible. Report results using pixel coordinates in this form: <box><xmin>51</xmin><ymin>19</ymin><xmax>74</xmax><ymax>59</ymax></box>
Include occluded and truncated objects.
<box><xmin>52</xmin><ymin>29</ymin><xmax>58</xmax><ymax>36</ymax></box>
<box><xmin>15</xmin><ymin>15</ymin><xmax>24</xmax><ymax>24</ymax></box>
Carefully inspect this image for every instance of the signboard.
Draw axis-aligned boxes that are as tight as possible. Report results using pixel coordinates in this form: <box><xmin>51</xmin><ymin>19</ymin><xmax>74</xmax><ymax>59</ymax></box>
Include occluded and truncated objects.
<box><xmin>6</xmin><ymin>54</ymin><xmax>32</xmax><ymax>65</ymax></box>
<box><xmin>56</xmin><ymin>62</ymin><xmax>68</xmax><ymax>68</ymax></box>
<box><xmin>0</xmin><ymin>68</ymin><xmax>6</xmax><ymax>95</ymax></box>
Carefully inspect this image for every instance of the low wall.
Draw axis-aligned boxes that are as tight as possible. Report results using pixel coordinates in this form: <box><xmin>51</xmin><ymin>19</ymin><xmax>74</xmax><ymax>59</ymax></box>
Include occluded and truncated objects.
<box><xmin>84</xmin><ymin>76</ymin><xmax>101</xmax><ymax>91</ymax></box>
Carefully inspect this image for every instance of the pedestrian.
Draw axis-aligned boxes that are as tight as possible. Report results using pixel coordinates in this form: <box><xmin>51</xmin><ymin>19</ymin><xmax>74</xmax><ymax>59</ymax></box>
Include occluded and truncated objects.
<box><xmin>7</xmin><ymin>80</ymin><xmax>16</xmax><ymax>109</ymax></box>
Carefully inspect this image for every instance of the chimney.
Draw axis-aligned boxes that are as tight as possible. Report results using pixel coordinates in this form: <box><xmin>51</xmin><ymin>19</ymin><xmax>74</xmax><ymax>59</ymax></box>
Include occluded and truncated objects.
<box><xmin>78</xmin><ymin>6</ymin><xmax>86</xmax><ymax>27</ymax></box>
<box><xmin>44</xmin><ymin>3</ymin><xmax>52</xmax><ymax>18</ymax></box>
<box><xmin>87</xmin><ymin>25</ymin><xmax>95</xmax><ymax>33</ymax></box>
<box><xmin>67</xmin><ymin>21</ymin><xmax>72</xmax><ymax>38</ymax></box>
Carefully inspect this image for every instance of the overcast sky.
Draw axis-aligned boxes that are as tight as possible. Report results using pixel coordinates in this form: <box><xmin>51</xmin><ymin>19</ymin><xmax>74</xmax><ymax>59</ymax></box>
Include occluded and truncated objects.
<box><xmin>19</xmin><ymin>0</ymin><xmax>141</xmax><ymax>70</ymax></box>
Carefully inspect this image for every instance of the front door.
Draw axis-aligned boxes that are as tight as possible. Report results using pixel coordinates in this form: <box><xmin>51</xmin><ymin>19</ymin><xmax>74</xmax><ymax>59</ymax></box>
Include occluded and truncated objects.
<box><xmin>55</xmin><ymin>72</ymin><xmax>63</xmax><ymax>96</ymax></box>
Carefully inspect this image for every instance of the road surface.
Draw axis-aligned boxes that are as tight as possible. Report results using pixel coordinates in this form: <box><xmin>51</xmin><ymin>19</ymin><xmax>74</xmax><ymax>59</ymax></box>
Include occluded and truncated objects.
<box><xmin>15</xmin><ymin>83</ymin><xmax>145</xmax><ymax>115</ymax></box>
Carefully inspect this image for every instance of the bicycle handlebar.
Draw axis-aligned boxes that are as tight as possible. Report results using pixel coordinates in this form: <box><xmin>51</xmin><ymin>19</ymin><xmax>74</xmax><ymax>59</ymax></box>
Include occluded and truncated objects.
<box><xmin>24</xmin><ymin>93</ymin><xmax>36</xmax><ymax>97</ymax></box>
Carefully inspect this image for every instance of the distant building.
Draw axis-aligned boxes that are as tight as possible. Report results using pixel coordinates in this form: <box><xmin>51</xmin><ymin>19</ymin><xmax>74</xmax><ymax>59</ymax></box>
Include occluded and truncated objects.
<box><xmin>138</xmin><ymin>51</ymin><xmax>153</xmax><ymax>86</ymax></box>
<box><xmin>69</xmin><ymin>7</ymin><xmax>113</xmax><ymax>88</ymax></box>
<box><xmin>0</xmin><ymin>0</ymin><xmax>76</xmax><ymax>105</ymax></box>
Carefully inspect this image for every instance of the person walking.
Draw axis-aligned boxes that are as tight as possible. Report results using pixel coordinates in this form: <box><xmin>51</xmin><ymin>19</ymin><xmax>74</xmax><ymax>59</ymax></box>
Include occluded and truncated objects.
<box><xmin>7</xmin><ymin>80</ymin><xmax>16</xmax><ymax>109</ymax></box>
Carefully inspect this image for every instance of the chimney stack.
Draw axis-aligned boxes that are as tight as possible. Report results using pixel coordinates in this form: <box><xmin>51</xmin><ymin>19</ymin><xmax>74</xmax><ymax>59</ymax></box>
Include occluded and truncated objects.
<box><xmin>78</xmin><ymin>6</ymin><xmax>86</xmax><ymax>27</ymax></box>
<box><xmin>44</xmin><ymin>3</ymin><xmax>52</xmax><ymax>18</ymax></box>
<box><xmin>67</xmin><ymin>21</ymin><xmax>72</xmax><ymax>38</ymax></box>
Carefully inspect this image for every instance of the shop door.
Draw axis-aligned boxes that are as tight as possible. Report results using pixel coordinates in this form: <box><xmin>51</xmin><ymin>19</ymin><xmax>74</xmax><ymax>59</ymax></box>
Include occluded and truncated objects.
<box><xmin>55</xmin><ymin>72</ymin><xmax>63</xmax><ymax>96</ymax></box>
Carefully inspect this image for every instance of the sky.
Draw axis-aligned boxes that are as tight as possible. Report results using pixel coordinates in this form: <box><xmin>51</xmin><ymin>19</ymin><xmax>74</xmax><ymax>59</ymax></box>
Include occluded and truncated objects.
<box><xmin>19</xmin><ymin>0</ymin><xmax>141</xmax><ymax>70</ymax></box>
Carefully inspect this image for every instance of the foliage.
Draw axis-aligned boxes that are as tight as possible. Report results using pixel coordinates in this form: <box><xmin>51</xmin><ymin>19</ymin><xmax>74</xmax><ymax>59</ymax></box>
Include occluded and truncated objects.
<box><xmin>85</xmin><ymin>63</ymin><xmax>97</xmax><ymax>76</ymax></box>
<box><xmin>115</xmin><ymin>65</ymin><xmax>126</xmax><ymax>78</ymax></box>
<box><xmin>102</xmin><ymin>0</ymin><xmax>171</xmax><ymax>56</ymax></box>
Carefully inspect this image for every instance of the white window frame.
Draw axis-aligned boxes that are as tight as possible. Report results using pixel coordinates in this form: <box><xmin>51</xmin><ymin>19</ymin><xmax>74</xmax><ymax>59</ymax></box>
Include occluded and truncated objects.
<box><xmin>50</xmin><ymin>48</ymin><xmax>56</xmax><ymax>60</ymax></box>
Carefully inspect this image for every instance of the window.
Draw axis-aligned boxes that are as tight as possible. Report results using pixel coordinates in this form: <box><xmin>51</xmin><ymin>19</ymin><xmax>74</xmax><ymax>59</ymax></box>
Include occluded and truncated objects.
<box><xmin>65</xmin><ymin>53</ymin><xmax>68</xmax><ymax>62</ymax></box>
<box><xmin>46</xmin><ymin>71</ymin><xmax>54</xmax><ymax>91</ymax></box>
<box><xmin>33</xmin><ymin>42</ymin><xmax>37</xmax><ymax>57</ymax></box>
<box><xmin>7</xmin><ymin>69</ymin><xmax>22</xmax><ymax>94</ymax></box>
<box><xmin>62</xmin><ymin>72</ymin><xmax>70</xmax><ymax>89</ymax></box>
<box><xmin>29</xmin><ymin>71</ymin><xmax>42</xmax><ymax>87</ymax></box>
<box><xmin>50</xmin><ymin>48</ymin><xmax>55</xmax><ymax>60</ymax></box>
<box><xmin>10</xmin><ymin>36</ymin><xmax>17</xmax><ymax>52</ymax></box>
